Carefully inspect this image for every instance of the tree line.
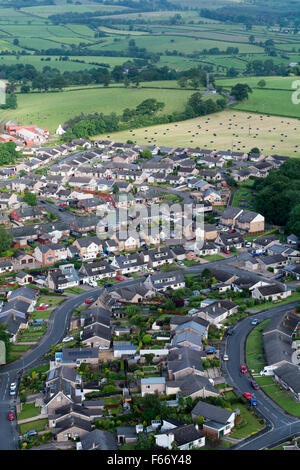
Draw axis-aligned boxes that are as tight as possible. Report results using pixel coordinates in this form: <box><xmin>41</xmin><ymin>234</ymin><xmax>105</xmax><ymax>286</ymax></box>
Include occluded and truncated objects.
<box><xmin>253</xmin><ymin>158</ymin><xmax>300</xmax><ymax>237</ymax></box>
<box><xmin>61</xmin><ymin>91</ymin><xmax>228</xmax><ymax>141</ymax></box>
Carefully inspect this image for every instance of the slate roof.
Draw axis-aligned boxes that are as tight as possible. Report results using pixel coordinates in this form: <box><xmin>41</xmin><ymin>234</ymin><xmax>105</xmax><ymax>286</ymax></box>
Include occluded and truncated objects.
<box><xmin>263</xmin><ymin>331</ymin><xmax>293</xmax><ymax>366</ymax></box>
<box><xmin>80</xmin><ymin>429</ymin><xmax>118</xmax><ymax>450</ymax></box>
<box><xmin>274</xmin><ymin>363</ymin><xmax>300</xmax><ymax>393</ymax></box>
<box><xmin>167</xmin><ymin>373</ymin><xmax>218</xmax><ymax>398</ymax></box>
<box><xmin>170</xmin><ymin>424</ymin><xmax>204</xmax><ymax>446</ymax></box>
<box><xmin>168</xmin><ymin>346</ymin><xmax>204</xmax><ymax>375</ymax></box>
<box><xmin>192</xmin><ymin>400</ymin><xmax>234</xmax><ymax>424</ymax></box>
<box><xmin>82</xmin><ymin>323</ymin><xmax>111</xmax><ymax>342</ymax></box>
<box><xmin>171</xmin><ymin>331</ymin><xmax>203</xmax><ymax>348</ymax></box>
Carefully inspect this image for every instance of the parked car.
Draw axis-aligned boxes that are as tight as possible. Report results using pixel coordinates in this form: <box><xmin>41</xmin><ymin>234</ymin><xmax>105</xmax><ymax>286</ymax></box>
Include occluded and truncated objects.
<box><xmin>226</xmin><ymin>328</ymin><xmax>234</xmax><ymax>336</ymax></box>
<box><xmin>243</xmin><ymin>392</ymin><xmax>253</xmax><ymax>400</ymax></box>
<box><xmin>222</xmin><ymin>249</ymin><xmax>231</xmax><ymax>254</ymax></box>
<box><xmin>240</xmin><ymin>365</ymin><xmax>248</xmax><ymax>374</ymax></box>
<box><xmin>36</xmin><ymin>305</ymin><xmax>48</xmax><ymax>310</ymax></box>
<box><xmin>54</xmin><ymin>289</ymin><xmax>64</xmax><ymax>294</ymax></box>
<box><xmin>23</xmin><ymin>430</ymin><xmax>38</xmax><ymax>438</ymax></box>
<box><xmin>8</xmin><ymin>413</ymin><xmax>14</xmax><ymax>421</ymax></box>
<box><xmin>248</xmin><ymin>397</ymin><xmax>257</xmax><ymax>406</ymax></box>
<box><xmin>104</xmin><ymin>283</ymin><xmax>112</xmax><ymax>288</ymax></box>
<box><xmin>9</xmin><ymin>383</ymin><xmax>16</xmax><ymax>396</ymax></box>
<box><xmin>62</xmin><ymin>336</ymin><xmax>74</xmax><ymax>343</ymax></box>
<box><xmin>85</xmin><ymin>298</ymin><xmax>94</xmax><ymax>304</ymax></box>
<box><xmin>115</xmin><ymin>276</ymin><xmax>124</xmax><ymax>281</ymax></box>
<box><xmin>223</xmin><ymin>354</ymin><xmax>229</xmax><ymax>361</ymax></box>
<box><xmin>251</xmin><ymin>380</ymin><xmax>260</xmax><ymax>390</ymax></box>
<box><xmin>88</xmin><ymin>281</ymin><xmax>97</xmax><ymax>287</ymax></box>
<box><xmin>177</xmin><ymin>261</ymin><xmax>185</xmax><ymax>266</ymax></box>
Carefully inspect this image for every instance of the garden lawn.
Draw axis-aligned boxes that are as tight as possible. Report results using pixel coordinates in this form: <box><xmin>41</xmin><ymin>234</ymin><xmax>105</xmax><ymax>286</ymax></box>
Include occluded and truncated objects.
<box><xmin>17</xmin><ymin>403</ymin><xmax>40</xmax><ymax>421</ymax></box>
<box><xmin>65</xmin><ymin>287</ymin><xmax>85</xmax><ymax>294</ymax></box>
<box><xmin>30</xmin><ymin>309</ymin><xmax>52</xmax><ymax>320</ymax></box>
<box><xmin>201</xmin><ymin>254</ymin><xmax>225</xmax><ymax>261</ymax></box>
<box><xmin>230</xmin><ymin>403</ymin><xmax>265</xmax><ymax>439</ymax></box>
<box><xmin>37</xmin><ymin>296</ymin><xmax>65</xmax><ymax>306</ymax></box>
<box><xmin>19</xmin><ymin>418</ymin><xmax>48</xmax><ymax>435</ymax></box>
<box><xmin>250</xmin><ymin>291</ymin><xmax>300</xmax><ymax>312</ymax></box>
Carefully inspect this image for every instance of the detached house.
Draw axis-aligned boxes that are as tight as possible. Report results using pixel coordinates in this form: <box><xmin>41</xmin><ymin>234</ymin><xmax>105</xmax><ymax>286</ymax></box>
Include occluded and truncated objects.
<box><xmin>111</xmin><ymin>253</ymin><xmax>147</xmax><ymax>275</ymax></box>
<box><xmin>191</xmin><ymin>401</ymin><xmax>236</xmax><ymax>439</ymax></box>
<box><xmin>220</xmin><ymin>207</ymin><xmax>265</xmax><ymax>234</ymax></box>
<box><xmin>72</xmin><ymin>236</ymin><xmax>101</xmax><ymax>261</ymax></box>
<box><xmin>251</xmin><ymin>284</ymin><xmax>291</xmax><ymax>301</ymax></box>
<box><xmin>33</xmin><ymin>243</ymin><xmax>68</xmax><ymax>266</ymax></box>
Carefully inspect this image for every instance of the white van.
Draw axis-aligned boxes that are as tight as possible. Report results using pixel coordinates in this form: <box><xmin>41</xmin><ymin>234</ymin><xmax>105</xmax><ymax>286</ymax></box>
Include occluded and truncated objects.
<box><xmin>260</xmin><ymin>366</ymin><xmax>275</xmax><ymax>376</ymax></box>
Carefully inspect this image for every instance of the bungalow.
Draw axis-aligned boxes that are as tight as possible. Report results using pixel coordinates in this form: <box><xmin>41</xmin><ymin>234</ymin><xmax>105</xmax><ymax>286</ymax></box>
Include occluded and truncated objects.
<box><xmin>15</xmin><ymin>271</ymin><xmax>34</xmax><ymax>285</ymax></box>
<box><xmin>171</xmin><ymin>331</ymin><xmax>203</xmax><ymax>351</ymax></box>
<box><xmin>155</xmin><ymin>423</ymin><xmax>205</xmax><ymax>450</ymax></box>
<box><xmin>111</xmin><ymin>253</ymin><xmax>147</xmax><ymax>275</ymax></box>
<box><xmin>252</xmin><ymin>234</ymin><xmax>280</xmax><ymax>252</ymax></box>
<box><xmin>77</xmin><ymin>429</ymin><xmax>118</xmax><ymax>450</ymax></box>
<box><xmin>257</xmin><ymin>254</ymin><xmax>288</xmax><ymax>272</ymax></box>
<box><xmin>251</xmin><ymin>284</ymin><xmax>291</xmax><ymax>301</ymax></box>
<box><xmin>196</xmin><ymin>299</ymin><xmax>238</xmax><ymax>325</ymax></box>
<box><xmin>191</xmin><ymin>401</ymin><xmax>236</xmax><ymax>438</ymax></box>
<box><xmin>166</xmin><ymin>373</ymin><xmax>219</xmax><ymax>399</ymax></box>
<box><xmin>145</xmin><ymin>271</ymin><xmax>185</xmax><ymax>292</ymax></box>
<box><xmin>0</xmin><ymin>260</ymin><xmax>13</xmax><ymax>274</ymax></box>
<box><xmin>79</xmin><ymin>260</ymin><xmax>115</xmax><ymax>283</ymax></box>
<box><xmin>273</xmin><ymin>363</ymin><xmax>300</xmax><ymax>402</ymax></box>
<box><xmin>10</xmin><ymin>206</ymin><xmax>43</xmax><ymax>223</ymax></box>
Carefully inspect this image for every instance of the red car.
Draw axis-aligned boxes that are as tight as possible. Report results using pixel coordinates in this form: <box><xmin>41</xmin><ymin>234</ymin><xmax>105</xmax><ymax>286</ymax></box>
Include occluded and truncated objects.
<box><xmin>36</xmin><ymin>305</ymin><xmax>47</xmax><ymax>310</ymax></box>
<box><xmin>223</xmin><ymin>249</ymin><xmax>230</xmax><ymax>254</ymax></box>
<box><xmin>85</xmin><ymin>298</ymin><xmax>94</xmax><ymax>304</ymax></box>
<box><xmin>115</xmin><ymin>276</ymin><xmax>124</xmax><ymax>281</ymax></box>
<box><xmin>243</xmin><ymin>392</ymin><xmax>252</xmax><ymax>400</ymax></box>
<box><xmin>240</xmin><ymin>365</ymin><xmax>248</xmax><ymax>374</ymax></box>
<box><xmin>8</xmin><ymin>413</ymin><xmax>14</xmax><ymax>421</ymax></box>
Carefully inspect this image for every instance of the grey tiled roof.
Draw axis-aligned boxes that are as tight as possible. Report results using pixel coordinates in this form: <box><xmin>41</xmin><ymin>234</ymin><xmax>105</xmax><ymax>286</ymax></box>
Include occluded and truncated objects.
<box><xmin>80</xmin><ymin>429</ymin><xmax>118</xmax><ymax>450</ymax></box>
<box><xmin>192</xmin><ymin>400</ymin><xmax>234</xmax><ymax>424</ymax></box>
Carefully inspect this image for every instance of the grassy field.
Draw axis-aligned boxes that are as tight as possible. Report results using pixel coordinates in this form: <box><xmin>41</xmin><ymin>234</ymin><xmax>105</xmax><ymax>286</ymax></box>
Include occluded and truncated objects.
<box><xmin>1</xmin><ymin>85</ymin><xmax>201</xmax><ymax>133</ymax></box>
<box><xmin>94</xmin><ymin>109</ymin><xmax>300</xmax><ymax>157</ymax></box>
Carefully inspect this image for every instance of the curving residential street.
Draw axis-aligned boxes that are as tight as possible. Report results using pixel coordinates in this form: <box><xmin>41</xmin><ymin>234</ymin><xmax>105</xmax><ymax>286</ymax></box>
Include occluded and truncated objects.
<box><xmin>221</xmin><ymin>301</ymin><xmax>300</xmax><ymax>450</ymax></box>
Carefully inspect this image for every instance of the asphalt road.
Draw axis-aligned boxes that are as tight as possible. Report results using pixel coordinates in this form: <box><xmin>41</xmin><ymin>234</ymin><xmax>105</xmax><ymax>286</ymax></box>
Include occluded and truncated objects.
<box><xmin>221</xmin><ymin>301</ymin><xmax>300</xmax><ymax>450</ymax></box>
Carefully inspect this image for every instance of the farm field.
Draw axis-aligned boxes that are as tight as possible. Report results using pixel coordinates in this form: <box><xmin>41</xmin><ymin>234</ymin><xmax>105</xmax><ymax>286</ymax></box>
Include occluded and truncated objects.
<box><xmin>232</xmin><ymin>88</ymin><xmax>300</xmax><ymax>118</ymax></box>
<box><xmin>93</xmin><ymin>109</ymin><xmax>300</xmax><ymax>157</ymax></box>
<box><xmin>1</xmin><ymin>85</ymin><xmax>200</xmax><ymax>133</ymax></box>
<box><xmin>216</xmin><ymin>76</ymin><xmax>300</xmax><ymax>91</ymax></box>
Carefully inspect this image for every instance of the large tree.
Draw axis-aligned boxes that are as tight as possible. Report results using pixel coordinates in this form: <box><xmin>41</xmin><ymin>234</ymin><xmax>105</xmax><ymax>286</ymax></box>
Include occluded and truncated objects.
<box><xmin>0</xmin><ymin>227</ymin><xmax>13</xmax><ymax>255</ymax></box>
